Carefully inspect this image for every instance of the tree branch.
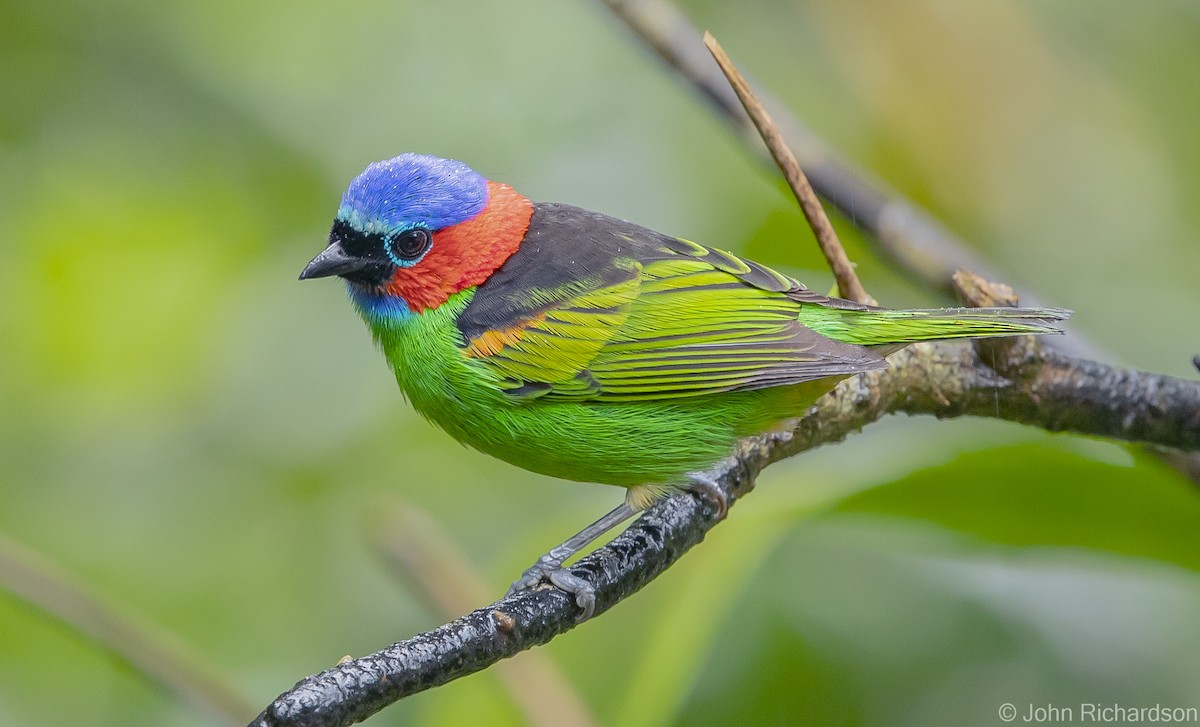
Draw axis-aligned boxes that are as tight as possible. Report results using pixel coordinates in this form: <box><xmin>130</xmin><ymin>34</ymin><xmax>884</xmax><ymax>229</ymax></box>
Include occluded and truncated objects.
<box><xmin>369</xmin><ymin>504</ymin><xmax>598</xmax><ymax>727</ymax></box>
<box><xmin>250</xmin><ymin>335</ymin><xmax>1200</xmax><ymax>727</ymax></box>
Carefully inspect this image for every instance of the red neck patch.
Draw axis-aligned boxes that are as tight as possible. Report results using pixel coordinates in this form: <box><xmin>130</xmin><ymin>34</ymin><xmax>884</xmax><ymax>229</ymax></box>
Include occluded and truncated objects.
<box><xmin>382</xmin><ymin>181</ymin><xmax>533</xmax><ymax>313</ymax></box>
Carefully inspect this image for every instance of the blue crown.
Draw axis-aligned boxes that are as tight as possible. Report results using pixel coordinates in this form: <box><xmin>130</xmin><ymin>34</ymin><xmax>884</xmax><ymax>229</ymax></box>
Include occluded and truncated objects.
<box><xmin>338</xmin><ymin>154</ymin><xmax>488</xmax><ymax>234</ymax></box>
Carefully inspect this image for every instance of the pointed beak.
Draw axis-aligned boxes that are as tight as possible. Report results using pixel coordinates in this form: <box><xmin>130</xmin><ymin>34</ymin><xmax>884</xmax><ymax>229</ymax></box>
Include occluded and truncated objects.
<box><xmin>300</xmin><ymin>242</ymin><xmax>369</xmax><ymax>280</ymax></box>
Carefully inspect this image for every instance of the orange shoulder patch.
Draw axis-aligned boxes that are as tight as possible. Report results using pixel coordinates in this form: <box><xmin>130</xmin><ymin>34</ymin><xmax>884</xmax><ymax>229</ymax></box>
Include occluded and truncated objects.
<box><xmin>463</xmin><ymin>314</ymin><xmax>545</xmax><ymax>358</ymax></box>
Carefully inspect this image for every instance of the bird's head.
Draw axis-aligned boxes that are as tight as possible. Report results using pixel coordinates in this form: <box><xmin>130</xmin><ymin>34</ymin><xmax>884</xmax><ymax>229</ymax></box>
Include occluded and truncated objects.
<box><xmin>301</xmin><ymin>153</ymin><xmax>533</xmax><ymax>321</ymax></box>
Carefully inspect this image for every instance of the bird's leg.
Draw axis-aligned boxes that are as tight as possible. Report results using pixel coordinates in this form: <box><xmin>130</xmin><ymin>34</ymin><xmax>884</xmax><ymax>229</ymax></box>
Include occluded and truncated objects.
<box><xmin>507</xmin><ymin>501</ymin><xmax>637</xmax><ymax>621</ymax></box>
<box><xmin>507</xmin><ymin>472</ymin><xmax>728</xmax><ymax>621</ymax></box>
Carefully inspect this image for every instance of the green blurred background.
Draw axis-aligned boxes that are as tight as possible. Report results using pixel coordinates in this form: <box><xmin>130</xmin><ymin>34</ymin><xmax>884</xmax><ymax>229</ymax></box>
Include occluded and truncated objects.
<box><xmin>2</xmin><ymin>0</ymin><xmax>1199</xmax><ymax>725</ymax></box>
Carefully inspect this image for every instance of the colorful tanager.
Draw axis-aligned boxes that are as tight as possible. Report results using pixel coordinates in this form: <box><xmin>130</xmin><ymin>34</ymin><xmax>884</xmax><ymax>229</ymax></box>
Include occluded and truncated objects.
<box><xmin>301</xmin><ymin>154</ymin><xmax>1068</xmax><ymax>618</ymax></box>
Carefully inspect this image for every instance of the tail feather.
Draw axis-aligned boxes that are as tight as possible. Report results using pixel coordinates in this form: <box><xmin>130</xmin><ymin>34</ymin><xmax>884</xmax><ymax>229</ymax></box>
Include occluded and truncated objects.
<box><xmin>797</xmin><ymin>305</ymin><xmax>1072</xmax><ymax>347</ymax></box>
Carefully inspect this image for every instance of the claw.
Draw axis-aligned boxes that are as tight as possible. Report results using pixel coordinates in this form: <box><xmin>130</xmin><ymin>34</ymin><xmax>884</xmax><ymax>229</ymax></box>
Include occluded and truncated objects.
<box><xmin>506</xmin><ymin>553</ymin><xmax>561</xmax><ymax>597</ymax></box>
<box><xmin>685</xmin><ymin>472</ymin><xmax>728</xmax><ymax>520</ymax></box>
<box><xmin>505</xmin><ymin>502</ymin><xmax>636</xmax><ymax>622</ymax></box>
<box><xmin>548</xmin><ymin>568</ymin><xmax>596</xmax><ymax>621</ymax></box>
<box><xmin>507</xmin><ymin>557</ymin><xmax>597</xmax><ymax>622</ymax></box>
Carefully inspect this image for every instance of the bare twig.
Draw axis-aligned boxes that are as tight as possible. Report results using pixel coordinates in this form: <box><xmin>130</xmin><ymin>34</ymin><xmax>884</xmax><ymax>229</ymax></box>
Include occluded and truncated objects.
<box><xmin>250</xmin><ymin>335</ymin><xmax>1200</xmax><ymax>727</ymax></box>
<box><xmin>703</xmin><ymin>32</ymin><xmax>874</xmax><ymax>305</ymax></box>
<box><xmin>370</xmin><ymin>504</ymin><xmax>597</xmax><ymax>727</ymax></box>
<box><xmin>0</xmin><ymin>533</ymin><xmax>256</xmax><ymax>725</ymax></box>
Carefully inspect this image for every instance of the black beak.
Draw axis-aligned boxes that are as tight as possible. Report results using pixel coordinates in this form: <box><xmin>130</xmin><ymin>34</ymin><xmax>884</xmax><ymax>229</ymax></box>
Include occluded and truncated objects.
<box><xmin>300</xmin><ymin>242</ymin><xmax>372</xmax><ymax>280</ymax></box>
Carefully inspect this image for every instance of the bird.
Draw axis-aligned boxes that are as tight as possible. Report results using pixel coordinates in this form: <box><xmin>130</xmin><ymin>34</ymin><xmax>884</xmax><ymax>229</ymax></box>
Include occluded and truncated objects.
<box><xmin>301</xmin><ymin>153</ymin><xmax>1069</xmax><ymax>619</ymax></box>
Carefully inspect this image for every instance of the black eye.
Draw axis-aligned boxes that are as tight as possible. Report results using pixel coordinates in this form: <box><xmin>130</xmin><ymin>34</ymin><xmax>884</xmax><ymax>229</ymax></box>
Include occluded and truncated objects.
<box><xmin>387</xmin><ymin>228</ymin><xmax>432</xmax><ymax>264</ymax></box>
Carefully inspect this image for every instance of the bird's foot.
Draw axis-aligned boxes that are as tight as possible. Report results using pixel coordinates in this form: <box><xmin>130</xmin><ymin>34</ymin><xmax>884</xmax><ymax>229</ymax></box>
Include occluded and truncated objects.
<box><xmin>504</xmin><ymin>501</ymin><xmax>638</xmax><ymax>622</ymax></box>
<box><xmin>685</xmin><ymin>472</ymin><xmax>729</xmax><ymax>520</ymax></box>
<box><xmin>507</xmin><ymin>554</ymin><xmax>596</xmax><ymax>621</ymax></box>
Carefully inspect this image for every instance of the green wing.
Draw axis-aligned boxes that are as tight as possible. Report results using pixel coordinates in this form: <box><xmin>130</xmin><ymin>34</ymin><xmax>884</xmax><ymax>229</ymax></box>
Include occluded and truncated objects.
<box><xmin>455</xmin><ymin>203</ymin><xmax>885</xmax><ymax>402</ymax></box>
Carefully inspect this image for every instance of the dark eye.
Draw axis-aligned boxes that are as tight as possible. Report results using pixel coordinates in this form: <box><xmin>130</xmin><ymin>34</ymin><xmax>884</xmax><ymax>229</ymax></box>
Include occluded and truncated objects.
<box><xmin>387</xmin><ymin>227</ymin><xmax>432</xmax><ymax>264</ymax></box>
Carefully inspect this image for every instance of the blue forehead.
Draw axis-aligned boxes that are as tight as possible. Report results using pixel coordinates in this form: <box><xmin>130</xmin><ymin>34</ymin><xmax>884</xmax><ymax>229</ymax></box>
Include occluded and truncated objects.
<box><xmin>338</xmin><ymin>154</ymin><xmax>488</xmax><ymax>233</ymax></box>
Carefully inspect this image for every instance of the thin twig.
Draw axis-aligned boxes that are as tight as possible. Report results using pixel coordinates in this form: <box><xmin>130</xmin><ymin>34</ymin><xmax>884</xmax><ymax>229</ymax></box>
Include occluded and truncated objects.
<box><xmin>0</xmin><ymin>533</ymin><xmax>256</xmax><ymax>725</ymax></box>
<box><xmin>703</xmin><ymin>32</ymin><xmax>874</xmax><ymax>306</ymax></box>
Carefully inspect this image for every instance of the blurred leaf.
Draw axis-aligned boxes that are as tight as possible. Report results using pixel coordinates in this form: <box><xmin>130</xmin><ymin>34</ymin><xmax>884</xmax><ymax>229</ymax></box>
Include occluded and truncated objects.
<box><xmin>834</xmin><ymin>443</ymin><xmax>1200</xmax><ymax>569</ymax></box>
